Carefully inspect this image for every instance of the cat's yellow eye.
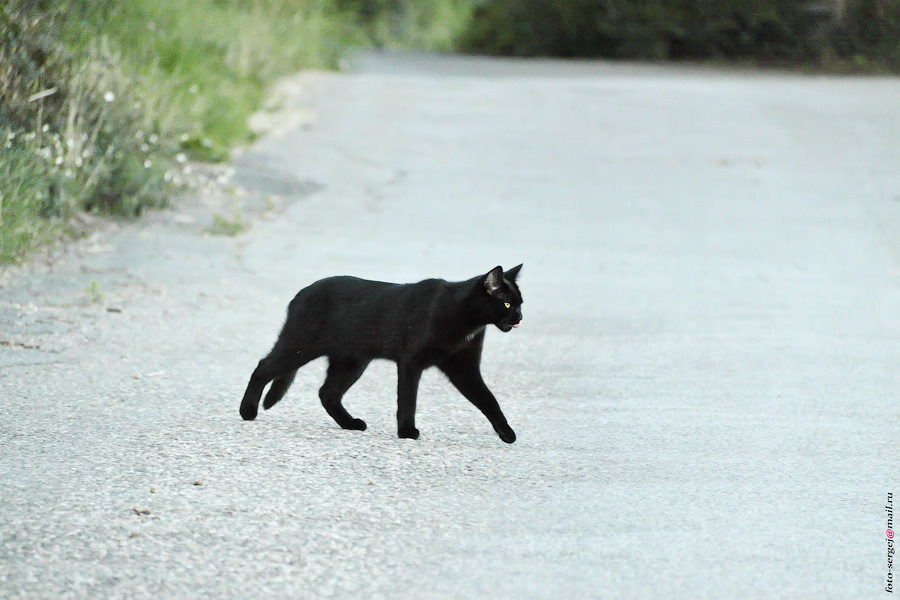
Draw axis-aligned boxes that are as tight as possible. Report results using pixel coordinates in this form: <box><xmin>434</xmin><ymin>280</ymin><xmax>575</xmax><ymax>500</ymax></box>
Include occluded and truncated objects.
<box><xmin>504</xmin><ymin>302</ymin><xmax>511</xmax><ymax>309</ymax></box>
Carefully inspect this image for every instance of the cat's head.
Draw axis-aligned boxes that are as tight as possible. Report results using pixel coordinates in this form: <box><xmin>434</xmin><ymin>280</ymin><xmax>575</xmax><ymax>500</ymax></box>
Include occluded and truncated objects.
<box><xmin>483</xmin><ymin>264</ymin><xmax>523</xmax><ymax>332</ymax></box>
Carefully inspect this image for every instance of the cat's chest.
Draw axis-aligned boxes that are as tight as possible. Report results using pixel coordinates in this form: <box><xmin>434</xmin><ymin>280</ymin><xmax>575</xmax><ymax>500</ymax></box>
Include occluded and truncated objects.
<box><xmin>462</xmin><ymin>328</ymin><xmax>483</xmax><ymax>343</ymax></box>
<box><xmin>445</xmin><ymin>326</ymin><xmax>484</xmax><ymax>352</ymax></box>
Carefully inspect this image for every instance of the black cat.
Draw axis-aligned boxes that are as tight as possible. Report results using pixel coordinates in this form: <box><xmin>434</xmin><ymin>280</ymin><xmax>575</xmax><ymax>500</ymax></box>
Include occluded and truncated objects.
<box><xmin>239</xmin><ymin>265</ymin><xmax>523</xmax><ymax>443</ymax></box>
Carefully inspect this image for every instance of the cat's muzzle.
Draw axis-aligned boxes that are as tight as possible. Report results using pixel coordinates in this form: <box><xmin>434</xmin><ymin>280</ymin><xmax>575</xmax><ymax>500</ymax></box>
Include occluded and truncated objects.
<box><xmin>496</xmin><ymin>319</ymin><xmax>522</xmax><ymax>333</ymax></box>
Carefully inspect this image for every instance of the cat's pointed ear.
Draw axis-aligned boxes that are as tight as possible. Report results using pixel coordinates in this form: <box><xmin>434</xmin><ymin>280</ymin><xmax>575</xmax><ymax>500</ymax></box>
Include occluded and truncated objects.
<box><xmin>505</xmin><ymin>263</ymin><xmax>523</xmax><ymax>281</ymax></box>
<box><xmin>484</xmin><ymin>266</ymin><xmax>504</xmax><ymax>294</ymax></box>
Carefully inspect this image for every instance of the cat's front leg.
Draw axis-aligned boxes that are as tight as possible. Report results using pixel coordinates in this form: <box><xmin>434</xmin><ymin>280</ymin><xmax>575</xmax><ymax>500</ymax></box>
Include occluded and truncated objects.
<box><xmin>439</xmin><ymin>360</ymin><xmax>516</xmax><ymax>444</ymax></box>
<box><xmin>396</xmin><ymin>363</ymin><xmax>423</xmax><ymax>440</ymax></box>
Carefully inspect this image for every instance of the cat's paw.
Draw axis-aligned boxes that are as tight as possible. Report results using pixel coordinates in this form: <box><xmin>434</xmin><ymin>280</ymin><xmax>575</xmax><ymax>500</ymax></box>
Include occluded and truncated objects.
<box><xmin>240</xmin><ymin>403</ymin><xmax>258</xmax><ymax>421</ymax></box>
<box><xmin>496</xmin><ymin>425</ymin><xmax>516</xmax><ymax>444</ymax></box>
<box><xmin>398</xmin><ymin>427</ymin><xmax>420</xmax><ymax>440</ymax></box>
<box><xmin>346</xmin><ymin>418</ymin><xmax>367</xmax><ymax>431</ymax></box>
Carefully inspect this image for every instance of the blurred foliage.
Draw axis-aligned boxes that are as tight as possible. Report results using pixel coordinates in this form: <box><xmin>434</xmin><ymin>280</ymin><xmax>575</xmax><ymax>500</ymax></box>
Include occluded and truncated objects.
<box><xmin>461</xmin><ymin>0</ymin><xmax>900</xmax><ymax>66</ymax></box>
<box><xmin>337</xmin><ymin>0</ymin><xmax>475</xmax><ymax>49</ymax></box>
<box><xmin>838</xmin><ymin>0</ymin><xmax>900</xmax><ymax>64</ymax></box>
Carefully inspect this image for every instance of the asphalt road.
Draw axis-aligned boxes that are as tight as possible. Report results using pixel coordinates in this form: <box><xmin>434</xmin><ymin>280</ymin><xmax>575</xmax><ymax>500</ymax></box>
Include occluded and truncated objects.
<box><xmin>1</xmin><ymin>52</ymin><xmax>899</xmax><ymax>599</ymax></box>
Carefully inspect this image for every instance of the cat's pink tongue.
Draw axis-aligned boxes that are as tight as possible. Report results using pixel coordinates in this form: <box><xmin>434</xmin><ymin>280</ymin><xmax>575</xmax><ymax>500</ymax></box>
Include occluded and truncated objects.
<box><xmin>513</xmin><ymin>320</ymin><xmax>521</xmax><ymax>328</ymax></box>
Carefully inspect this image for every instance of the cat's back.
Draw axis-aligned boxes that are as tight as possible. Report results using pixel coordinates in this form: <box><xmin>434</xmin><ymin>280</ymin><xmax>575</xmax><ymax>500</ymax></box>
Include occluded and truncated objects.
<box><xmin>290</xmin><ymin>275</ymin><xmax>411</xmax><ymax>314</ymax></box>
<box><xmin>288</xmin><ymin>275</ymin><xmax>446</xmax><ymax>344</ymax></box>
<box><xmin>292</xmin><ymin>274</ymin><xmax>452</xmax><ymax>313</ymax></box>
<box><xmin>298</xmin><ymin>275</ymin><xmax>399</xmax><ymax>300</ymax></box>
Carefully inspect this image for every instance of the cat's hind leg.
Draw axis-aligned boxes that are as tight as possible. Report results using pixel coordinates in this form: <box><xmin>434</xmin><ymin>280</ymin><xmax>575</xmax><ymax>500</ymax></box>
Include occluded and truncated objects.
<box><xmin>240</xmin><ymin>351</ymin><xmax>315</xmax><ymax>421</ymax></box>
<box><xmin>319</xmin><ymin>358</ymin><xmax>369</xmax><ymax>431</ymax></box>
<box><xmin>262</xmin><ymin>369</ymin><xmax>298</xmax><ymax>411</ymax></box>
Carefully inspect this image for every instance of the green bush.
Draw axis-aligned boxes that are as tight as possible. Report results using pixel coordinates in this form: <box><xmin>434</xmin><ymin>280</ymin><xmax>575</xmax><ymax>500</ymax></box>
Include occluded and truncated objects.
<box><xmin>461</xmin><ymin>0</ymin><xmax>900</xmax><ymax>65</ymax></box>
<box><xmin>839</xmin><ymin>0</ymin><xmax>900</xmax><ymax>64</ymax></box>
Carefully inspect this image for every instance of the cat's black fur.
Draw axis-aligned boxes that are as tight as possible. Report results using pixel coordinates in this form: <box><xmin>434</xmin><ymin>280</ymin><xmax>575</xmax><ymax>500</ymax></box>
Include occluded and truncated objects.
<box><xmin>239</xmin><ymin>265</ymin><xmax>523</xmax><ymax>443</ymax></box>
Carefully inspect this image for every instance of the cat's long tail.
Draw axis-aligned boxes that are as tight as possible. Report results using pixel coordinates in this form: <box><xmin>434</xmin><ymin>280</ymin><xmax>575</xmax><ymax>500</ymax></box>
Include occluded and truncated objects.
<box><xmin>262</xmin><ymin>369</ymin><xmax>298</xmax><ymax>410</ymax></box>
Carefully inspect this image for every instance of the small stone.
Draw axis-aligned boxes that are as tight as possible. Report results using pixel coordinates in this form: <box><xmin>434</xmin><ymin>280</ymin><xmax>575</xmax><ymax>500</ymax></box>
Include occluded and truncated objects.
<box><xmin>193</xmin><ymin>480</ymin><xmax>204</xmax><ymax>486</ymax></box>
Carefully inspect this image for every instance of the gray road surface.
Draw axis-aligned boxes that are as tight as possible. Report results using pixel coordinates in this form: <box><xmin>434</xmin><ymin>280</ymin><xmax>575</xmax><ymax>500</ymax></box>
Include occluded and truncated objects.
<box><xmin>2</xmin><ymin>52</ymin><xmax>899</xmax><ymax>599</ymax></box>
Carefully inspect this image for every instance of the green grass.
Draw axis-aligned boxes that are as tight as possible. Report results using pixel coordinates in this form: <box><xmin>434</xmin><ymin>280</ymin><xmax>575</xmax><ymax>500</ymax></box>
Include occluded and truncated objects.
<box><xmin>205</xmin><ymin>201</ymin><xmax>251</xmax><ymax>237</ymax></box>
<box><xmin>0</xmin><ymin>0</ymin><xmax>350</xmax><ymax>264</ymax></box>
<box><xmin>0</xmin><ymin>138</ymin><xmax>68</xmax><ymax>264</ymax></box>
<box><xmin>85</xmin><ymin>280</ymin><xmax>106</xmax><ymax>303</ymax></box>
<box><xmin>56</xmin><ymin>0</ymin><xmax>348</xmax><ymax>154</ymax></box>
<box><xmin>1</xmin><ymin>7</ymin><xmax>179</xmax><ymax>261</ymax></box>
